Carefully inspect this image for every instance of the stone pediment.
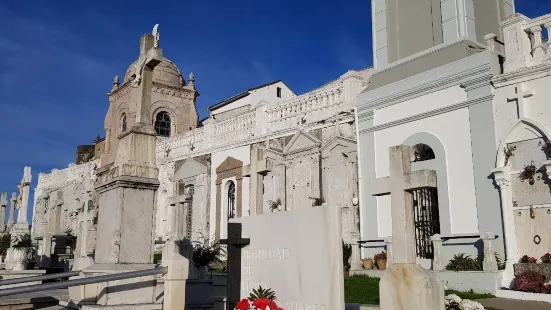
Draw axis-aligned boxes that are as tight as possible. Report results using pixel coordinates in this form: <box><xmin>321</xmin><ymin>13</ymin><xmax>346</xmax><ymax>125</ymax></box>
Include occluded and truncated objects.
<box><xmin>283</xmin><ymin>130</ymin><xmax>321</xmax><ymax>155</ymax></box>
<box><xmin>173</xmin><ymin>158</ymin><xmax>208</xmax><ymax>181</ymax></box>
<box><xmin>216</xmin><ymin>157</ymin><xmax>244</xmax><ymax>173</ymax></box>
<box><xmin>320</xmin><ymin>136</ymin><xmax>357</xmax><ymax>158</ymax></box>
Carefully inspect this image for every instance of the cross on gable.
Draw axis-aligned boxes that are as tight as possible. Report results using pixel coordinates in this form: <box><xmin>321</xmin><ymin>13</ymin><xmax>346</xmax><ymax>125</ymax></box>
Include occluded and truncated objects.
<box><xmin>507</xmin><ymin>84</ymin><xmax>534</xmax><ymax>120</ymax></box>
<box><xmin>220</xmin><ymin>222</ymin><xmax>250</xmax><ymax>310</ymax></box>
<box><xmin>370</xmin><ymin>145</ymin><xmax>437</xmax><ymax>264</ymax></box>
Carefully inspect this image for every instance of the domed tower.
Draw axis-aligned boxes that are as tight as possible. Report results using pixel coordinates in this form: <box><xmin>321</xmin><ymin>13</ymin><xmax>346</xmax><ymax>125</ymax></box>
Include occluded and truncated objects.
<box><xmin>100</xmin><ymin>32</ymin><xmax>199</xmax><ymax>167</ymax></box>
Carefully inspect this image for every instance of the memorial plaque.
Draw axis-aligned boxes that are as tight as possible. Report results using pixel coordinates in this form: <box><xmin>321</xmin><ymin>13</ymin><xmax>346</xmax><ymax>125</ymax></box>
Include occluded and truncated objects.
<box><xmin>512</xmin><ymin>172</ymin><xmax>551</xmax><ymax>207</ymax></box>
<box><xmin>231</xmin><ymin>205</ymin><xmax>344</xmax><ymax>310</ymax></box>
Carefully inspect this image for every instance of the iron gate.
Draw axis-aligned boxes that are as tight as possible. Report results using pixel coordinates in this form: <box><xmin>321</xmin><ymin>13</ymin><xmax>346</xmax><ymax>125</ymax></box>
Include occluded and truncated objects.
<box><xmin>411</xmin><ymin>188</ymin><xmax>440</xmax><ymax>259</ymax></box>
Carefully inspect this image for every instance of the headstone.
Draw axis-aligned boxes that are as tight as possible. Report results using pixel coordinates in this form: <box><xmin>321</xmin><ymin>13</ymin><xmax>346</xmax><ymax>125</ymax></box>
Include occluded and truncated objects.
<box><xmin>370</xmin><ymin>145</ymin><xmax>444</xmax><ymax>310</ymax></box>
<box><xmin>0</xmin><ymin>193</ymin><xmax>7</xmax><ymax>231</ymax></box>
<box><xmin>16</xmin><ymin>167</ymin><xmax>32</xmax><ymax>225</ymax></box>
<box><xmin>230</xmin><ymin>204</ymin><xmax>344</xmax><ymax>310</ymax></box>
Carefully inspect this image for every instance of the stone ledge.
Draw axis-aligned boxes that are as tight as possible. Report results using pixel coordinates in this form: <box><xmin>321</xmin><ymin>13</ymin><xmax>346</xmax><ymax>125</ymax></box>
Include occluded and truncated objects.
<box><xmin>496</xmin><ymin>289</ymin><xmax>551</xmax><ymax>303</ymax></box>
<box><xmin>81</xmin><ymin>304</ymin><xmax>162</xmax><ymax>310</ymax></box>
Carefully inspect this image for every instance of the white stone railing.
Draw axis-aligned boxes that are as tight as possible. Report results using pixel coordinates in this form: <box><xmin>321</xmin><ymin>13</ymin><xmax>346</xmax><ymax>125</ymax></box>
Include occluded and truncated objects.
<box><xmin>266</xmin><ymin>84</ymin><xmax>344</xmax><ymax>133</ymax></box>
<box><xmin>211</xmin><ymin>111</ymin><xmax>256</xmax><ymax>146</ymax></box>
<box><xmin>36</xmin><ymin>160</ymin><xmax>98</xmax><ymax>191</ymax></box>
<box><xmin>502</xmin><ymin>13</ymin><xmax>551</xmax><ymax>72</ymax></box>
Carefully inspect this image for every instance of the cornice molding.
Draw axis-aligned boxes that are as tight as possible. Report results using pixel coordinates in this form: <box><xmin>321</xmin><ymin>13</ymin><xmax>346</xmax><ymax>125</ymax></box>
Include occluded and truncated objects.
<box><xmin>358</xmin><ymin>63</ymin><xmax>492</xmax><ymax>113</ymax></box>
<box><xmin>359</xmin><ymin>94</ymin><xmax>494</xmax><ymax>134</ymax></box>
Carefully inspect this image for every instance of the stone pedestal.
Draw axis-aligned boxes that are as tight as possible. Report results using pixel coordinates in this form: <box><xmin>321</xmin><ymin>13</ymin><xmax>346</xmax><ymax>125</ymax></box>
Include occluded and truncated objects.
<box><xmin>379</xmin><ymin>264</ymin><xmax>444</xmax><ymax>310</ymax></box>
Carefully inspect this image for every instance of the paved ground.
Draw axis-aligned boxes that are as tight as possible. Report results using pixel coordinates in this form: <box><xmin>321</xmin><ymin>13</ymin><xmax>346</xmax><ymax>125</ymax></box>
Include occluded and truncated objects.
<box><xmin>478</xmin><ymin>298</ymin><xmax>551</xmax><ymax>310</ymax></box>
<box><xmin>0</xmin><ymin>288</ymin><xmax>68</xmax><ymax>305</ymax></box>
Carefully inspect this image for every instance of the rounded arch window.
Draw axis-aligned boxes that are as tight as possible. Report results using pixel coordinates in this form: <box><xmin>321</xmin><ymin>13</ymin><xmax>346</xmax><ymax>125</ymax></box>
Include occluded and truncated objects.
<box><xmin>227</xmin><ymin>181</ymin><xmax>236</xmax><ymax>219</ymax></box>
<box><xmin>121</xmin><ymin>113</ymin><xmax>127</xmax><ymax>133</ymax></box>
<box><xmin>154</xmin><ymin>111</ymin><xmax>171</xmax><ymax>137</ymax></box>
<box><xmin>411</xmin><ymin>144</ymin><xmax>435</xmax><ymax>162</ymax></box>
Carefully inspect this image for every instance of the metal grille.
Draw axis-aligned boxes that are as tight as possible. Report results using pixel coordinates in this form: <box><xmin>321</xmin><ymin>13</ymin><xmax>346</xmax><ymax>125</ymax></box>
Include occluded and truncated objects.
<box><xmin>228</xmin><ymin>181</ymin><xmax>236</xmax><ymax>219</ymax></box>
<box><xmin>411</xmin><ymin>188</ymin><xmax>440</xmax><ymax>259</ymax></box>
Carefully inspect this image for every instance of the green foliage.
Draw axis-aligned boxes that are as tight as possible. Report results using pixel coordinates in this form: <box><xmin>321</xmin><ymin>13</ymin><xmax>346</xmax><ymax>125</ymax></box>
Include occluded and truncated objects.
<box><xmin>0</xmin><ymin>234</ymin><xmax>11</xmax><ymax>256</ymax></box>
<box><xmin>445</xmin><ymin>253</ymin><xmax>482</xmax><ymax>271</ymax></box>
<box><xmin>192</xmin><ymin>235</ymin><xmax>225</xmax><ymax>267</ymax></box>
<box><xmin>12</xmin><ymin>234</ymin><xmax>34</xmax><ymax>249</ymax></box>
<box><xmin>343</xmin><ymin>275</ymin><xmax>495</xmax><ymax>306</ymax></box>
<box><xmin>344</xmin><ymin>275</ymin><xmax>380</xmax><ymax>305</ymax></box>
<box><xmin>153</xmin><ymin>252</ymin><xmax>162</xmax><ymax>264</ymax></box>
<box><xmin>342</xmin><ymin>241</ymin><xmax>352</xmax><ymax>272</ymax></box>
<box><xmin>445</xmin><ymin>289</ymin><xmax>494</xmax><ymax>300</ymax></box>
<box><xmin>248</xmin><ymin>286</ymin><xmax>276</xmax><ymax>301</ymax></box>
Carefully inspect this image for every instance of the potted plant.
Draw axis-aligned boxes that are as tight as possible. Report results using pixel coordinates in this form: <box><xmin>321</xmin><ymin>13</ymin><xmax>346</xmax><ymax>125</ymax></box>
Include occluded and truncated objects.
<box><xmin>11</xmin><ymin>234</ymin><xmax>36</xmax><ymax>270</ymax></box>
<box><xmin>374</xmin><ymin>251</ymin><xmax>387</xmax><ymax>270</ymax></box>
<box><xmin>363</xmin><ymin>257</ymin><xmax>374</xmax><ymax>269</ymax></box>
<box><xmin>520</xmin><ymin>162</ymin><xmax>538</xmax><ymax>185</ymax></box>
<box><xmin>0</xmin><ymin>234</ymin><xmax>11</xmax><ymax>263</ymax></box>
<box><xmin>192</xmin><ymin>237</ymin><xmax>224</xmax><ymax>279</ymax></box>
<box><xmin>309</xmin><ymin>197</ymin><xmax>325</xmax><ymax>207</ymax></box>
<box><xmin>268</xmin><ymin>199</ymin><xmax>282</xmax><ymax>212</ymax></box>
<box><xmin>519</xmin><ymin>255</ymin><xmax>537</xmax><ymax>264</ymax></box>
<box><xmin>541</xmin><ymin>253</ymin><xmax>551</xmax><ymax>264</ymax></box>
<box><xmin>235</xmin><ymin>286</ymin><xmax>283</xmax><ymax>310</ymax></box>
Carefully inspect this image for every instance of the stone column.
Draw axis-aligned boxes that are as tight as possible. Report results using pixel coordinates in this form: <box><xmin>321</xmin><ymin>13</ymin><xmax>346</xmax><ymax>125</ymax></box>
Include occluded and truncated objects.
<box><xmin>215</xmin><ymin>181</ymin><xmax>222</xmax><ymax>240</ymax></box>
<box><xmin>53</xmin><ymin>191</ymin><xmax>64</xmax><ymax>235</ymax></box>
<box><xmin>350</xmin><ymin>234</ymin><xmax>363</xmax><ymax>271</ymax></box>
<box><xmin>0</xmin><ymin>193</ymin><xmax>7</xmax><ymax>231</ymax></box>
<box><xmin>7</xmin><ymin>193</ymin><xmax>16</xmax><ymax>225</ymax></box>
<box><xmin>384</xmin><ymin>237</ymin><xmax>393</xmax><ymax>266</ymax></box>
<box><xmin>530</xmin><ymin>26</ymin><xmax>546</xmax><ymax>61</ymax></box>
<box><xmin>481</xmin><ymin>232</ymin><xmax>498</xmax><ymax>272</ymax></box>
<box><xmin>492</xmin><ymin>166</ymin><xmax>516</xmax><ymax>287</ymax></box>
<box><xmin>430</xmin><ymin>234</ymin><xmax>444</xmax><ymax>271</ymax></box>
<box><xmin>162</xmin><ymin>241</ymin><xmax>189</xmax><ymax>310</ymax></box>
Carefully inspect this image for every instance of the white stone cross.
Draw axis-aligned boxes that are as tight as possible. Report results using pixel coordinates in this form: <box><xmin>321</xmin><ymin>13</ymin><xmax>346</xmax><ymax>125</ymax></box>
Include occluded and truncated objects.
<box><xmin>370</xmin><ymin>145</ymin><xmax>437</xmax><ymax>264</ymax></box>
<box><xmin>507</xmin><ymin>84</ymin><xmax>534</xmax><ymax>120</ymax></box>
<box><xmin>132</xmin><ymin>28</ymin><xmax>163</xmax><ymax>125</ymax></box>
<box><xmin>16</xmin><ymin>167</ymin><xmax>32</xmax><ymax>224</ymax></box>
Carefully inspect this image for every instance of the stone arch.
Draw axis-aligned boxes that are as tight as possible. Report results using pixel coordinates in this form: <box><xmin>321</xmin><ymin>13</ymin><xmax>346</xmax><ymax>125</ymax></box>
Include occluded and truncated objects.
<box><xmin>496</xmin><ymin>119</ymin><xmax>551</xmax><ymax>169</ymax></box>
<box><xmin>403</xmin><ymin>132</ymin><xmax>452</xmax><ymax>235</ymax></box>
<box><xmin>151</xmin><ymin>100</ymin><xmax>181</xmax><ymax>135</ymax></box>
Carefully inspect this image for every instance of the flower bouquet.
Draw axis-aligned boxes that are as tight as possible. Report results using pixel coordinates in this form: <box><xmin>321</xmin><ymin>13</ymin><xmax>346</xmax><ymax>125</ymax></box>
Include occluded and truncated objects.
<box><xmin>235</xmin><ymin>286</ymin><xmax>283</xmax><ymax>310</ymax></box>
<box><xmin>445</xmin><ymin>294</ymin><xmax>485</xmax><ymax>310</ymax></box>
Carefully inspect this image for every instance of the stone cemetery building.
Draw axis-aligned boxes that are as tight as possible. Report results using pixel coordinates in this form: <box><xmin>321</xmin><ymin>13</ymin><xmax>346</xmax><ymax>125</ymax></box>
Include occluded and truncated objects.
<box><xmin>4</xmin><ymin>0</ymin><xmax>551</xmax><ymax>307</ymax></box>
<box><xmin>30</xmin><ymin>29</ymin><xmax>371</xmax><ymax>271</ymax></box>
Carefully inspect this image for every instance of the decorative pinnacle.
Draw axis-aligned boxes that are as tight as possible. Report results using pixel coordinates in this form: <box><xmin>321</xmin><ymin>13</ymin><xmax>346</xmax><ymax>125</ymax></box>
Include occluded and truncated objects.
<box><xmin>189</xmin><ymin>72</ymin><xmax>195</xmax><ymax>85</ymax></box>
<box><xmin>112</xmin><ymin>75</ymin><xmax>120</xmax><ymax>91</ymax></box>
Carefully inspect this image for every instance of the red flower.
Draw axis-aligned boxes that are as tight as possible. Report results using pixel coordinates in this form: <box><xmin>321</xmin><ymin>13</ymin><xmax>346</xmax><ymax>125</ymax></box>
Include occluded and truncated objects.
<box><xmin>275</xmin><ymin>308</ymin><xmax>284</xmax><ymax>310</ymax></box>
<box><xmin>252</xmin><ymin>298</ymin><xmax>277</xmax><ymax>310</ymax></box>
<box><xmin>235</xmin><ymin>298</ymin><xmax>250</xmax><ymax>310</ymax></box>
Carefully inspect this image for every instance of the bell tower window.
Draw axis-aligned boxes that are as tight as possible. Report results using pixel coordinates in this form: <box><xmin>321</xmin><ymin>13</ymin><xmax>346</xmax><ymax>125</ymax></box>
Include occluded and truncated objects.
<box><xmin>121</xmin><ymin>114</ymin><xmax>127</xmax><ymax>133</ymax></box>
<box><xmin>154</xmin><ymin>111</ymin><xmax>171</xmax><ymax>137</ymax></box>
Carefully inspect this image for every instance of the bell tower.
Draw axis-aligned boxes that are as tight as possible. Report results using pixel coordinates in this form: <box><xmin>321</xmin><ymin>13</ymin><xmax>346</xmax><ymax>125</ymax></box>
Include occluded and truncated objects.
<box><xmin>372</xmin><ymin>0</ymin><xmax>516</xmax><ymax>68</ymax></box>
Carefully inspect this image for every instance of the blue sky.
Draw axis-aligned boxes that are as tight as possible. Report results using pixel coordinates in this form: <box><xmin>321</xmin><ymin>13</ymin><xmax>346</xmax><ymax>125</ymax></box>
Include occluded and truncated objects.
<box><xmin>0</xmin><ymin>0</ymin><xmax>547</xmax><ymax>223</ymax></box>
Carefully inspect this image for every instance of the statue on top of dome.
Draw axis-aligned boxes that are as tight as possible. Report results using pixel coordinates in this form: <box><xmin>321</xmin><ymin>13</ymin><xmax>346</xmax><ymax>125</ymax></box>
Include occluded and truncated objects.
<box><xmin>152</xmin><ymin>24</ymin><xmax>160</xmax><ymax>48</ymax></box>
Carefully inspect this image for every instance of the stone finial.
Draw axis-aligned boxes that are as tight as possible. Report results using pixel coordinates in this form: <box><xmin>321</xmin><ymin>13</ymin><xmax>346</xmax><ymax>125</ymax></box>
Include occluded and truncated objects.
<box><xmin>112</xmin><ymin>75</ymin><xmax>120</xmax><ymax>91</ymax></box>
<box><xmin>188</xmin><ymin>72</ymin><xmax>195</xmax><ymax>87</ymax></box>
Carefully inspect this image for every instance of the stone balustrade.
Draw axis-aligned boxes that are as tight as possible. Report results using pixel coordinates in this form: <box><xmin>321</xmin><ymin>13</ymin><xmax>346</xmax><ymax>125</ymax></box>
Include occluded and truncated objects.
<box><xmin>36</xmin><ymin>160</ymin><xmax>98</xmax><ymax>191</ymax></box>
<box><xmin>502</xmin><ymin>13</ymin><xmax>551</xmax><ymax>72</ymax></box>
<box><xmin>266</xmin><ymin>84</ymin><xmax>344</xmax><ymax>133</ymax></box>
<box><xmin>431</xmin><ymin>232</ymin><xmax>498</xmax><ymax>272</ymax></box>
<box><xmin>211</xmin><ymin>111</ymin><xmax>256</xmax><ymax>146</ymax></box>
